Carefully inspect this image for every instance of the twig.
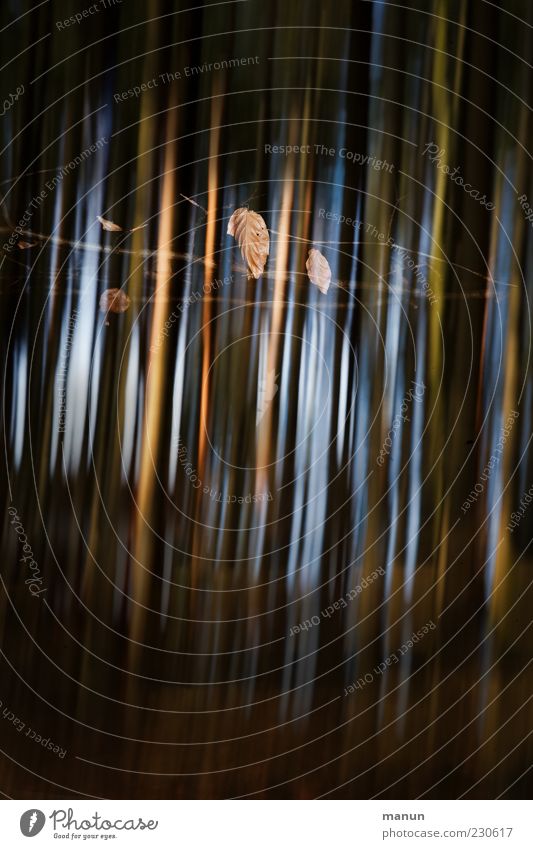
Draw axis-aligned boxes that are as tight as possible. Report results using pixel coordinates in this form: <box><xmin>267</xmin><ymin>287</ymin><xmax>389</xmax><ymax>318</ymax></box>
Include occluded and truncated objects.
<box><xmin>0</xmin><ymin>226</ymin><xmax>215</xmax><ymax>266</ymax></box>
<box><xmin>179</xmin><ymin>193</ymin><xmax>207</xmax><ymax>216</ymax></box>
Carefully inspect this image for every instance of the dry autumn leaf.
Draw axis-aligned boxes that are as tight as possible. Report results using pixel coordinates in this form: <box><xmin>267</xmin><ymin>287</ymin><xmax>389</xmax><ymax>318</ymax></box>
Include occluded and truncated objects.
<box><xmin>97</xmin><ymin>215</ymin><xmax>124</xmax><ymax>232</ymax></box>
<box><xmin>227</xmin><ymin>207</ymin><xmax>269</xmax><ymax>279</ymax></box>
<box><xmin>306</xmin><ymin>248</ymin><xmax>331</xmax><ymax>294</ymax></box>
<box><xmin>99</xmin><ymin>288</ymin><xmax>131</xmax><ymax>314</ymax></box>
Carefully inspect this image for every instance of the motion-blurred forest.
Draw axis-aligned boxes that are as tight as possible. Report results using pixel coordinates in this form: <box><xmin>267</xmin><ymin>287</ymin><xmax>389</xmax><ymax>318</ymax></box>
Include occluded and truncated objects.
<box><xmin>0</xmin><ymin>0</ymin><xmax>532</xmax><ymax>798</ymax></box>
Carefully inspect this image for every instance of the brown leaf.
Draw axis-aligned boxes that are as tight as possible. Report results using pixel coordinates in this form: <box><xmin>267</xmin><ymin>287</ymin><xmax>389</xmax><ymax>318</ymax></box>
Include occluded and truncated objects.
<box><xmin>97</xmin><ymin>215</ymin><xmax>124</xmax><ymax>232</ymax></box>
<box><xmin>227</xmin><ymin>207</ymin><xmax>269</xmax><ymax>279</ymax></box>
<box><xmin>99</xmin><ymin>288</ymin><xmax>130</xmax><ymax>314</ymax></box>
<box><xmin>306</xmin><ymin>248</ymin><xmax>331</xmax><ymax>294</ymax></box>
<box><xmin>17</xmin><ymin>240</ymin><xmax>37</xmax><ymax>249</ymax></box>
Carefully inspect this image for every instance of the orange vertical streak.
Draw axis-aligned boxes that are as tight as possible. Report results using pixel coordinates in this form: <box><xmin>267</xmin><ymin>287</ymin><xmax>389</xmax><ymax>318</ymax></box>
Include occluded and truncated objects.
<box><xmin>130</xmin><ymin>98</ymin><xmax>177</xmax><ymax>647</ymax></box>
<box><xmin>197</xmin><ymin>84</ymin><xmax>223</xmax><ymax>475</ymax></box>
<box><xmin>189</xmin><ymin>82</ymin><xmax>224</xmax><ymax>597</ymax></box>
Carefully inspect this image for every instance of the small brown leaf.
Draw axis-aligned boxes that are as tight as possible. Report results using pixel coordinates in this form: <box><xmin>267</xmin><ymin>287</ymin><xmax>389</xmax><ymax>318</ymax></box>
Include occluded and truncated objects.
<box><xmin>306</xmin><ymin>248</ymin><xmax>331</xmax><ymax>294</ymax></box>
<box><xmin>227</xmin><ymin>207</ymin><xmax>269</xmax><ymax>279</ymax></box>
<box><xmin>17</xmin><ymin>240</ymin><xmax>37</xmax><ymax>249</ymax></box>
<box><xmin>97</xmin><ymin>215</ymin><xmax>124</xmax><ymax>232</ymax></box>
<box><xmin>99</xmin><ymin>288</ymin><xmax>130</xmax><ymax>314</ymax></box>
